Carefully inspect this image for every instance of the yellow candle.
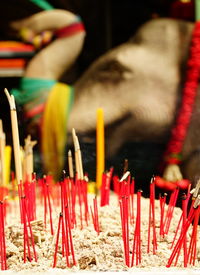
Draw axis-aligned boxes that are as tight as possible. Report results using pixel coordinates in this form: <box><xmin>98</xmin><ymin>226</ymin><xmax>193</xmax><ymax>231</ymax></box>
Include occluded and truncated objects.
<box><xmin>96</xmin><ymin>108</ymin><xmax>105</xmax><ymax>189</ymax></box>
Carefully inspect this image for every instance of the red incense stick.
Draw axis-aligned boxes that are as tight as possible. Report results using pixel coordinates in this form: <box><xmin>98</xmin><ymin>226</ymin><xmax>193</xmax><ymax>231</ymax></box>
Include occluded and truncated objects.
<box><xmin>93</xmin><ymin>197</ymin><xmax>100</xmax><ymax>234</ymax></box>
<box><xmin>163</xmin><ymin>187</ymin><xmax>179</xmax><ymax>235</ymax></box>
<box><xmin>21</xmin><ymin>197</ymin><xmax>31</xmax><ymax>262</ymax></box>
<box><xmin>182</xmin><ymin>194</ymin><xmax>188</xmax><ymax>267</ymax></box>
<box><xmin>187</xmin><ymin>204</ymin><xmax>200</xmax><ymax>265</ymax></box>
<box><xmin>131</xmin><ymin>190</ymin><xmax>142</xmax><ymax>266</ymax></box>
<box><xmin>123</xmin><ymin>196</ymin><xmax>130</xmax><ymax>267</ymax></box>
<box><xmin>70</xmin><ymin>178</ymin><xmax>76</xmax><ymax>227</ymax></box>
<box><xmin>113</xmin><ymin>175</ymin><xmax>120</xmax><ymax>196</ymax></box>
<box><xmin>0</xmin><ymin>215</ymin><xmax>3</xmax><ymax>271</ymax></box>
<box><xmin>23</xmin><ymin>197</ymin><xmax>37</xmax><ymax>262</ymax></box>
<box><xmin>119</xmin><ymin>197</ymin><xmax>129</xmax><ymax>267</ymax></box>
<box><xmin>60</xmin><ymin>180</ymin><xmax>71</xmax><ymax>260</ymax></box>
<box><xmin>91</xmin><ymin>197</ymin><xmax>100</xmax><ymax>234</ymax></box>
<box><xmin>82</xmin><ymin>177</ymin><xmax>89</xmax><ymax>226</ymax></box>
<box><xmin>173</xmin><ymin>194</ymin><xmax>188</xmax><ymax>267</ymax></box>
<box><xmin>63</xmin><ymin>216</ymin><xmax>70</xmax><ymax>266</ymax></box>
<box><xmin>170</xmin><ymin>212</ymin><xmax>183</xmax><ymax>250</ymax></box>
<box><xmin>0</xmin><ymin>202</ymin><xmax>6</xmax><ymax>270</ymax></box>
<box><xmin>100</xmin><ymin>167</ymin><xmax>113</xmax><ymax>207</ymax></box>
<box><xmin>147</xmin><ymin>178</ymin><xmax>157</xmax><ymax>254</ymax></box>
<box><xmin>75</xmin><ymin>174</ymin><xmax>83</xmax><ymax>229</ymax></box>
<box><xmin>18</xmin><ymin>181</ymin><xmax>24</xmax><ymax>223</ymax></box>
<box><xmin>53</xmin><ymin>213</ymin><xmax>62</xmax><ymax>268</ymax></box>
<box><xmin>159</xmin><ymin>193</ymin><xmax>167</xmax><ymax>237</ymax></box>
<box><xmin>65</xmin><ymin>205</ymin><xmax>76</xmax><ymax>266</ymax></box>
<box><xmin>130</xmin><ymin>177</ymin><xmax>135</xmax><ymax>224</ymax></box>
<box><xmin>46</xmin><ymin>182</ymin><xmax>54</xmax><ymax>235</ymax></box>
<box><xmin>42</xmin><ymin>176</ymin><xmax>47</xmax><ymax>229</ymax></box>
<box><xmin>166</xmin><ymin>202</ymin><xmax>197</xmax><ymax>267</ymax></box>
<box><xmin>90</xmin><ymin>205</ymin><xmax>95</xmax><ymax>230</ymax></box>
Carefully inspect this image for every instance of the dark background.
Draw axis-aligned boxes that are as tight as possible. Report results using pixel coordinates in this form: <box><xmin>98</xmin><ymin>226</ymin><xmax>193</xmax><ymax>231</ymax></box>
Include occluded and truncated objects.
<box><xmin>0</xmin><ymin>0</ymin><xmax>189</xmax><ymax>79</ymax></box>
<box><xmin>0</xmin><ymin>0</ymin><xmax>196</xmax><ymax>193</ymax></box>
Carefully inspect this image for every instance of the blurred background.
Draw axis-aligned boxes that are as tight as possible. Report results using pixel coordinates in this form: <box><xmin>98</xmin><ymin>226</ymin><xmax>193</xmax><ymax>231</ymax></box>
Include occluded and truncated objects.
<box><xmin>0</xmin><ymin>0</ymin><xmax>196</xmax><ymax>191</ymax></box>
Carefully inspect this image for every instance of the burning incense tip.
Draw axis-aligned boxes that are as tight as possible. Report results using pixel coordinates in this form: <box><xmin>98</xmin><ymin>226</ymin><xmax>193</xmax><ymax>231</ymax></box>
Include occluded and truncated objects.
<box><xmin>120</xmin><ymin>171</ymin><xmax>130</xmax><ymax>182</ymax></box>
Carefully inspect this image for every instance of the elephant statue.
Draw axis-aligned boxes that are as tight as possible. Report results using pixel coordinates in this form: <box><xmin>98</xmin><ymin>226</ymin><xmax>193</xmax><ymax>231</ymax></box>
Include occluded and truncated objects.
<box><xmin>9</xmin><ymin>10</ymin><xmax>200</xmax><ymax>185</ymax></box>
<box><xmin>70</xmin><ymin>17</ymin><xmax>200</xmax><ymax>187</ymax></box>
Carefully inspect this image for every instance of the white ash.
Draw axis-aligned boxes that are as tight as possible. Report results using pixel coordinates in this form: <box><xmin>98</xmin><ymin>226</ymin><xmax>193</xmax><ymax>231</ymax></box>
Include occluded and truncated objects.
<box><xmin>2</xmin><ymin>192</ymin><xmax>200</xmax><ymax>273</ymax></box>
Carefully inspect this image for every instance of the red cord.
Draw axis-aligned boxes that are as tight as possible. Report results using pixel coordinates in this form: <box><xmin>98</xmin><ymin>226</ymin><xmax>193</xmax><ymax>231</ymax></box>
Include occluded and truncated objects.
<box><xmin>54</xmin><ymin>22</ymin><xmax>85</xmax><ymax>39</ymax></box>
<box><xmin>164</xmin><ymin>21</ymin><xmax>200</xmax><ymax>165</ymax></box>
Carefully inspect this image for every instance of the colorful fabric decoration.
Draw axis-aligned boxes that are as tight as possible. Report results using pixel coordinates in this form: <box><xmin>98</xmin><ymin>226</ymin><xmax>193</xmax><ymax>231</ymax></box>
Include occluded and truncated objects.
<box><xmin>11</xmin><ymin>4</ymin><xmax>85</xmax><ymax>179</ymax></box>
<box><xmin>12</xmin><ymin>78</ymin><xmax>74</xmax><ymax>180</ymax></box>
<box><xmin>12</xmin><ymin>77</ymin><xmax>56</xmax><ymax>105</ymax></box>
<box><xmin>41</xmin><ymin>83</ymin><xmax>74</xmax><ymax>180</ymax></box>
<box><xmin>19</xmin><ymin>17</ymin><xmax>84</xmax><ymax>50</ymax></box>
<box><xmin>29</xmin><ymin>0</ymin><xmax>54</xmax><ymax>10</ymax></box>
